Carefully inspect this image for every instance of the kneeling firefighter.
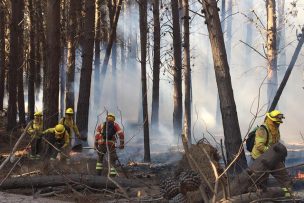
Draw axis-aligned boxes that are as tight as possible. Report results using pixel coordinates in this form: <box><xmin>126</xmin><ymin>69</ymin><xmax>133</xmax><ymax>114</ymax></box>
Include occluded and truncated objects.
<box><xmin>94</xmin><ymin>113</ymin><xmax>124</xmax><ymax>176</ymax></box>
<box><xmin>43</xmin><ymin>124</ymin><xmax>70</xmax><ymax>162</ymax></box>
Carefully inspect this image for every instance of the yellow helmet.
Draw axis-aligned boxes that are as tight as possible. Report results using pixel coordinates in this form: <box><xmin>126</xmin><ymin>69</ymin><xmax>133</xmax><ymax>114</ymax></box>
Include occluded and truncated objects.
<box><xmin>34</xmin><ymin>111</ymin><xmax>43</xmax><ymax>117</ymax></box>
<box><xmin>65</xmin><ymin>108</ymin><xmax>74</xmax><ymax>114</ymax></box>
<box><xmin>107</xmin><ymin>113</ymin><xmax>115</xmax><ymax>121</ymax></box>
<box><xmin>54</xmin><ymin>124</ymin><xmax>65</xmax><ymax>134</ymax></box>
<box><xmin>266</xmin><ymin>110</ymin><xmax>285</xmax><ymax>124</ymax></box>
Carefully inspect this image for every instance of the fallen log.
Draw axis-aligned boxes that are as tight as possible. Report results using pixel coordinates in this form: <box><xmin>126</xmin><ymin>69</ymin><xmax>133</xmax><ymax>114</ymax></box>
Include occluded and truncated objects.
<box><xmin>220</xmin><ymin>187</ymin><xmax>285</xmax><ymax>203</ymax></box>
<box><xmin>0</xmin><ymin>174</ymin><xmax>143</xmax><ymax>190</ymax></box>
<box><xmin>218</xmin><ymin>143</ymin><xmax>287</xmax><ymax>199</ymax></box>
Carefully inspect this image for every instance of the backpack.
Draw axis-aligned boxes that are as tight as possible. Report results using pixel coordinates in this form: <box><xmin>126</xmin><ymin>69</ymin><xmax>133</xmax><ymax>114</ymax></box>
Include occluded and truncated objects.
<box><xmin>102</xmin><ymin>121</ymin><xmax>116</xmax><ymax>140</ymax></box>
<box><xmin>246</xmin><ymin>125</ymin><xmax>269</xmax><ymax>152</ymax></box>
<box><xmin>62</xmin><ymin>117</ymin><xmax>71</xmax><ymax>135</ymax></box>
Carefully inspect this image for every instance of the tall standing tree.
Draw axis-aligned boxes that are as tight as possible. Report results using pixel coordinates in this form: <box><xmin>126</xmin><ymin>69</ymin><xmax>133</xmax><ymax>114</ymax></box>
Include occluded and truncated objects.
<box><xmin>94</xmin><ymin>0</ymin><xmax>102</xmax><ymax>67</ymax></box>
<box><xmin>8</xmin><ymin>0</ymin><xmax>24</xmax><ymax>129</ymax></box>
<box><xmin>182</xmin><ymin>0</ymin><xmax>192</xmax><ymax>145</ymax></box>
<box><xmin>139</xmin><ymin>0</ymin><xmax>150</xmax><ymax>162</ymax></box>
<box><xmin>66</xmin><ymin>0</ymin><xmax>79</xmax><ymax>111</ymax></box>
<box><xmin>226</xmin><ymin>0</ymin><xmax>232</xmax><ymax>62</ymax></box>
<box><xmin>28</xmin><ymin>0</ymin><xmax>36</xmax><ymax>120</ymax></box>
<box><xmin>171</xmin><ymin>0</ymin><xmax>183</xmax><ymax>137</ymax></box>
<box><xmin>151</xmin><ymin>0</ymin><xmax>160</xmax><ymax>130</ymax></box>
<box><xmin>43</xmin><ymin>0</ymin><xmax>61</xmax><ymax>129</ymax></box>
<box><xmin>76</xmin><ymin>0</ymin><xmax>96</xmax><ymax>137</ymax></box>
<box><xmin>277</xmin><ymin>0</ymin><xmax>286</xmax><ymax>77</ymax></box>
<box><xmin>201</xmin><ymin>0</ymin><xmax>247</xmax><ymax>171</ymax></box>
<box><xmin>266</xmin><ymin>0</ymin><xmax>278</xmax><ymax>106</ymax></box>
<box><xmin>0</xmin><ymin>1</ymin><xmax>6</xmax><ymax>111</ymax></box>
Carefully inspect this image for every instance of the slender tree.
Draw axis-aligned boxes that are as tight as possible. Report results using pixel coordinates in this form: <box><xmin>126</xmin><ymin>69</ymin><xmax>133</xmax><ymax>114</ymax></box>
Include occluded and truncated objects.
<box><xmin>28</xmin><ymin>0</ymin><xmax>36</xmax><ymax>120</ymax></box>
<box><xmin>139</xmin><ymin>0</ymin><xmax>150</xmax><ymax>162</ymax></box>
<box><xmin>201</xmin><ymin>0</ymin><xmax>247</xmax><ymax>171</ymax></box>
<box><xmin>66</xmin><ymin>0</ymin><xmax>79</xmax><ymax>111</ymax></box>
<box><xmin>151</xmin><ymin>0</ymin><xmax>160</xmax><ymax>130</ymax></box>
<box><xmin>76</xmin><ymin>0</ymin><xmax>96</xmax><ymax>137</ymax></box>
<box><xmin>8</xmin><ymin>0</ymin><xmax>24</xmax><ymax>129</ymax></box>
<box><xmin>0</xmin><ymin>1</ymin><xmax>6</xmax><ymax>111</ymax></box>
<box><xmin>94</xmin><ymin>0</ymin><xmax>102</xmax><ymax>67</ymax></box>
<box><xmin>171</xmin><ymin>0</ymin><xmax>183</xmax><ymax>137</ymax></box>
<box><xmin>182</xmin><ymin>0</ymin><xmax>192</xmax><ymax>145</ymax></box>
<box><xmin>266</xmin><ymin>0</ymin><xmax>278</xmax><ymax>106</ymax></box>
<box><xmin>43</xmin><ymin>0</ymin><xmax>61</xmax><ymax>129</ymax></box>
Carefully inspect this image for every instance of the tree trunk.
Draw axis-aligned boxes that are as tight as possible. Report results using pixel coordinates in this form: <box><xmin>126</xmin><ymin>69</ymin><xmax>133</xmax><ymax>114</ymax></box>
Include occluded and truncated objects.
<box><xmin>226</xmin><ymin>0</ymin><xmax>232</xmax><ymax>62</ymax></box>
<box><xmin>277</xmin><ymin>0</ymin><xmax>286</xmax><ymax>78</ymax></box>
<box><xmin>151</xmin><ymin>0</ymin><xmax>160</xmax><ymax>130</ymax></box>
<box><xmin>94</xmin><ymin>0</ymin><xmax>101</xmax><ymax>67</ymax></box>
<box><xmin>100</xmin><ymin>0</ymin><xmax>109</xmax><ymax>43</ymax></box>
<box><xmin>43</xmin><ymin>0</ymin><xmax>61</xmax><ymax>129</ymax></box>
<box><xmin>28</xmin><ymin>0</ymin><xmax>36</xmax><ymax>120</ymax></box>
<box><xmin>100</xmin><ymin>0</ymin><xmax>122</xmax><ymax>93</ymax></box>
<box><xmin>139</xmin><ymin>0</ymin><xmax>150</xmax><ymax>162</ymax></box>
<box><xmin>182</xmin><ymin>0</ymin><xmax>192</xmax><ymax>145</ymax></box>
<box><xmin>76</xmin><ymin>0</ymin><xmax>96</xmax><ymax>137</ymax></box>
<box><xmin>8</xmin><ymin>0</ymin><xmax>24</xmax><ymax>130</ymax></box>
<box><xmin>266</xmin><ymin>0</ymin><xmax>278</xmax><ymax>106</ymax></box>
<box><xmin>269</xmin><ymin>32</ymin><xmax>304</xmax><ymax>112</ymax></box>
<box><xmin>66</xmin><ymin>0</ymin><xmax>78</xmax><ymax>111</ymax></box>
<box><xmin>0</xmin><ymin>2</ymin><xmax>6</xmax><ymax>111</ymax></box>
<box><xmin>171</xmin><ymin>0</ymin><xmax>183</xmax><ymax>137</ymax></box>
<box><xmin>0</xmin><ymin>175</ymin><xmax>143</xmax><ymax>190</ymax></box>
<box><xmin>200</xmin><ymin>0</ymin><xmax>247</xmax><ymax>171</ymax></box>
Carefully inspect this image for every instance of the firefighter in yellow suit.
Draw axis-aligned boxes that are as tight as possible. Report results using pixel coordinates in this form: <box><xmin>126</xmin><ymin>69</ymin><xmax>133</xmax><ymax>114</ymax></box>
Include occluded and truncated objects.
<box><xmin>27</xmin><ymin>111</ymin><xmax>43</xmax><ymax>159</ymax></box>
<box><xmin>251</xmin><ymin>110</ymin><xmax>292</xmax><ymax>197</ymax></box>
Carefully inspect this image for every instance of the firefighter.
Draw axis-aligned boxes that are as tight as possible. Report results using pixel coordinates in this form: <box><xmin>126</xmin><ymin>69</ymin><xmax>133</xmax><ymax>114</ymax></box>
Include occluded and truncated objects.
<box><xmin>43</xmin><ymin>124</ymin><xmax>70</xmax><ymax>162</ymax></box>
<box><xmin>59</xmin><ymin>108</ymin><xmax>82</xmax><ymax>140</ymax></box>
<box><xmin>251</xmin><ymin>110</ymin><xmax>292</xmax><ymax>197</ymax></box>
<box><xmin>27</xmin><ymin>111</ymin><xmax>43</xmax><ymax>159</ymax></box>
<box><xmin>94</xmin><ymin>113</ymin><xmax>124</xmax><ymax>176</ymax></box>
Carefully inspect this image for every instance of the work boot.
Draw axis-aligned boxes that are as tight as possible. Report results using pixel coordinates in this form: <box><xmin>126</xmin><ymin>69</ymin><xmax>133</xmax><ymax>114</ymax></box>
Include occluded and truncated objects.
<box><xmin>29</xmin><ymin>154</ymin><xmax>36</xmax><ymax>160</ymax></box>
<box><xmin>96</xmin><ymin>162</ymin><xmax>103</xmax><ymax>176</ymax></box>
<box><xmin>109</xmin><ymin>167</ymin><xmax>118</xmax><ymax>177</ymax></box>
<box><xmin>34</xmin><ymin>154</ymin><xmax>41</xmax><ymax>160</ymax></box>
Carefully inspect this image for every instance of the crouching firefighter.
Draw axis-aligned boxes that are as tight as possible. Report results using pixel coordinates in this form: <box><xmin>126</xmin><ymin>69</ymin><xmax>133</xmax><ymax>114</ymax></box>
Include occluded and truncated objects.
<box><xmin>95</xmin><ymin>113</ymin><xmax>124</xmax><ymax>176</ymax></box>
<box><xmin>27</xmin><ymin>111</ymin><xmax>43</xmax><ymax>160</ymax></box>
<box><xmin>43</xmin><ymin>124</ymin><xmax>70</xmax><ymax>163</ymax></box>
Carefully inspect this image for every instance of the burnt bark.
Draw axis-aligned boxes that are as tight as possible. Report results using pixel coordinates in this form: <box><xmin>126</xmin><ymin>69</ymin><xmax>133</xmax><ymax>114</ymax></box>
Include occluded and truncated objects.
<box><xmin>28</xmin><ymin>0</ymin><xmax>36</xmax><ymax>120</ymax></box>
<box><xmin>0</xmin><ymin>2</ymin><xmax>6</xmax><ymax>110</ymax></box>
<box><xmin>201</xmin><ymin>0</ymin><xmax>247</xmax><ymax>171</ymax></box>
<box><xmin>66</xmin><ymin>0</ymin><xmax>79</xmax><ymax>111</ymax></box>
<box><xmin>8</xmin><ymin>0</ymin><xmax>24</xmax><ymax>129</ymax></box>
<box><xmin>139</xmin><ymin>0</ymin><xmax>150</xmax><ymax>162</ymax></box>
<box><xmin>43</xmin><ymin>0</ymin><xmax>61</xmax><ymax>129</ymax></box>
<box><xmin>94</xmin><ymin>0</ymin><xmax>102</xmax><ymax>67</ymax></box>
<box><xmin>171</xmin><ymin>0</ymin><xmax>183</xmax><ymax>137</ymax></box>
<box><xmin>266</xmin><ymin>0</ymin><xmax>278</xmax><ymax>106</ymax></box>
<box><xmin>76</xmin><ymin>0</ymin><xmax>96</xmax><ymax>137</ymax></box>
<box><xmin>151</xmin><ymin>0</ymin><xmax>160</xmax><ymax>130</ymax></box>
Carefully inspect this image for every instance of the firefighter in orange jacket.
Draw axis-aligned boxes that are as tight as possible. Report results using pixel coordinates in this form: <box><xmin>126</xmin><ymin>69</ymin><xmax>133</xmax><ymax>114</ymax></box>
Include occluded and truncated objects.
<box><xmin>94</xmin><ymin>113</ymin><xmax>124</xmax><ymax>176</ymax></box>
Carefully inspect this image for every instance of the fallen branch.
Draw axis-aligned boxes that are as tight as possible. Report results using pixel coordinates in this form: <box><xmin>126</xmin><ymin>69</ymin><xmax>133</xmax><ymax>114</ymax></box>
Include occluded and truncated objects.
<box><xmin>0</xmin><ymin>121</ymin><xmax>33</xmax><ymax>171</ymax></box>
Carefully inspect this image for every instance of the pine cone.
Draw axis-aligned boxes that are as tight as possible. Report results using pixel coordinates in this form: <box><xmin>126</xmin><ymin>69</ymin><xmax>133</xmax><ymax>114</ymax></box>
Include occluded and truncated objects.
<box><xmin>160</xmin><ymin>177</ymin><xmax>180</xmax><ymax>200</ymax></box>
<box><xmin>169</xmin><ymin>193</ymin><xmax>187</xmax><ymax>203</ymax></box>
<box><xmin>179</xmin><ymin>170</ymin><xmax>201</xmax><ymax>192</ymax></box>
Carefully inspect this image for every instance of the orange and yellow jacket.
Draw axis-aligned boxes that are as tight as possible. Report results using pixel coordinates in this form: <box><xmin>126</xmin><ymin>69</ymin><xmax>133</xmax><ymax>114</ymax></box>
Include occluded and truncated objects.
<box><xmin>95</xmin><ymin>121</ymin><xmax>124</xmax><ymax>146</ymax></box>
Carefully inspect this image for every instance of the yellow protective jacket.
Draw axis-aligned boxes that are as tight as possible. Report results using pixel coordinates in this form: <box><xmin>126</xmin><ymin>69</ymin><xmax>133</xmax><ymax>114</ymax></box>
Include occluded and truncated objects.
<box><xmin>43</xmin><ymin>128</ymin><xmax>70</xmax><ymax>148</ymax></box>
<box><xmin>251</xmin><ymin>119</ymin><xmax>280</xmax><ymax>159</ymax></box>
<box><xmin>27</xmin><ymin>121</ymin><xmax>43</xmax><ymax>138</ymax></box>
<box><xmin>59</xmin><ymin>117</ymin><xmax>81</xmax><ymax>139</ymax></box>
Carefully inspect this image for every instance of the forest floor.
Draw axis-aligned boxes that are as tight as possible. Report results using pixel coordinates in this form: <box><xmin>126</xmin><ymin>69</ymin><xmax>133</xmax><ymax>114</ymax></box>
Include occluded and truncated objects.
<box><xmin>0</xmin><ymin>113</ymin><xmax>190</xmax><ymax>203</ymax></box>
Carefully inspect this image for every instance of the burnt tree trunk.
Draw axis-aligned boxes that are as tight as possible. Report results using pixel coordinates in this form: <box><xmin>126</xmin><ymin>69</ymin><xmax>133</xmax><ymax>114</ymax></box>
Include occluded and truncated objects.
<box><xmin>43</xmin><ymin>0</ymin><xmax>61</xmax><ymax>129</ymax></box>
<box><xmin>8</xmin><ymin>0</ymin><xmax>24</xmax><ymax>130</ymax></box>
<box><xmin>266</xmin><ymin>0</ymin><xmax>278</xmax><ymax>106</ymax></box>
<box><xmin>151</xmin><ymin>0</ymin><xmax>160</xmax><ymax>130</ymax></box>
<box><xmin>201</xmin><ymin>0</ymin><xmax>247</xmax><ymax>171</ymax></box>
<box><xmin>76</xmin><ymin>0</ymin><xmax>96</xmax><ymax>137</ymax></box>
<box><xmin>0</xmin><ymin>2</ymin><xmax>6</xmax><ymax>111</ymax></box>
<box><xmin>28</xmin><ymin>0</ymin><xmax>36</xmax><ymax>120</ymax></box>
<box><xmin>94</xmin><ymin>0</ymin><xmax>101</xmax><ymax>67</ymax></box>
<box><xmin>139</xmin><ymin>0</ymin><xmax>150</xmax><ymax>162</ymax></box>
<box><xmin>101</xmin><ymin>0</ymin><xmax>109</xmax><ymax>43</ymax></box>
<box><xmin>269</xmin><ymin>32</ymin><xmax>304</xmax><ymax>112</ymax></box>
<box><xmin>182</xmin><ymin>0</ymin><xmax>192</xmax><ymax>145</ymax></box>
<box><xmin>66</xmin><ymin>0</ymin><xmax>78</xmax><ymax>110</ymax></box>
<box><xmin>171</xmin><ymin>0</ymin><xmax>183</xmax><ymax>137</ymax></box>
